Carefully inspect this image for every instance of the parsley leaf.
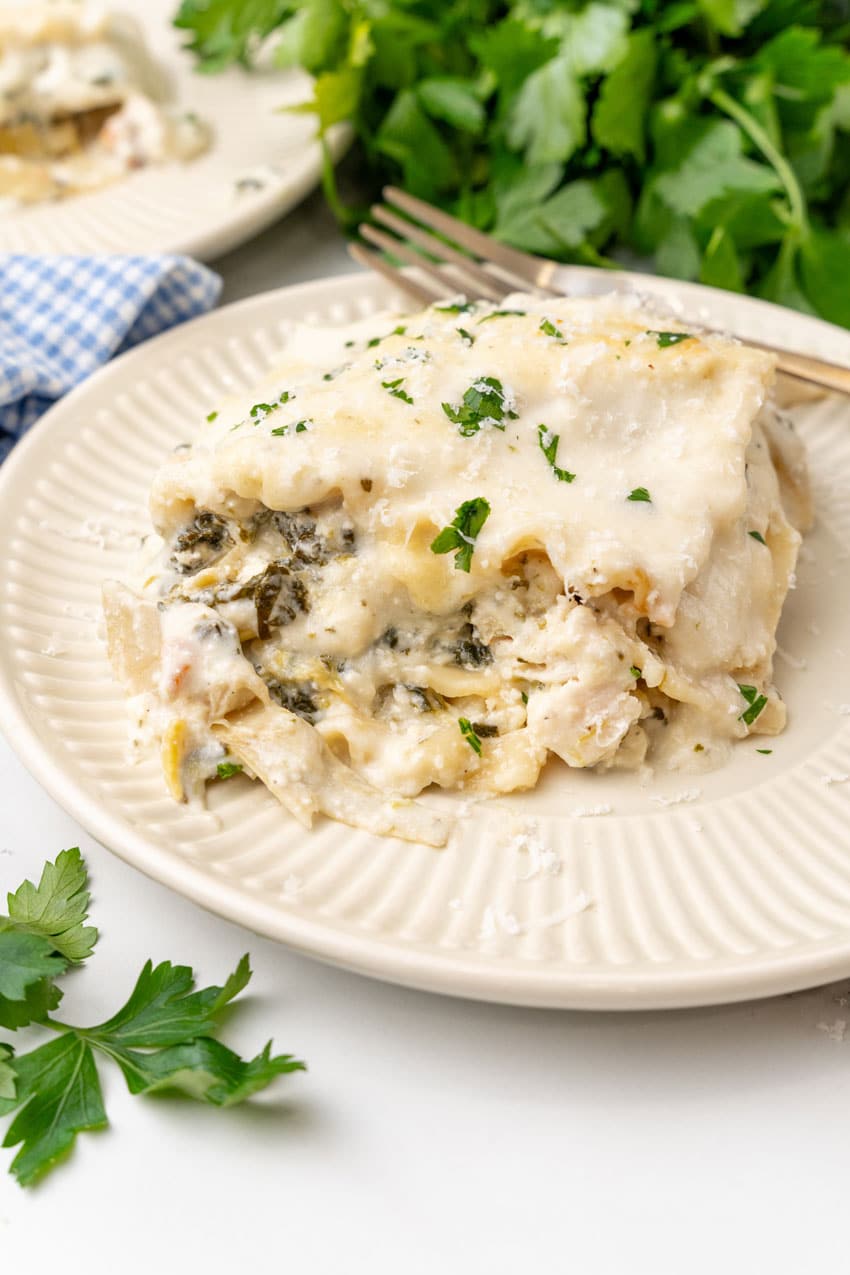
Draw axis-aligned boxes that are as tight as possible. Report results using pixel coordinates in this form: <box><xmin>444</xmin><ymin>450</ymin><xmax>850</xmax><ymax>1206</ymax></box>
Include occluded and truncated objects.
<box><xmin>430</xmin><ymin>498</ymin><xmax>491</xmax><ymax>573</ymax></box>
<box><xmin>0</xmin><ymin>1034</ymin><xmax>107</xmax><ymax>1187</ymax></box>
<box><xmin>107</xmin><ymin>1036</ymin><xmax>303</xmax><ymax>1106</ymax></box>
<box><xmin>442</xmin><ymin>377</ymin><xmax>517</xmax><ymax>437</ymax></box>
<box><xmin>0</xmin><ymin>933</ymin><xmax>64</xmax><ymax>1005</ymax></box>
<box><xmin>653</xmin><ymin>120</ymin><xmax>779</xmax><ymax>220</ymax></box>
<box><xmin>271</xmin><ymin>419</ymin><xmax>312</xmax><ymax>436</ymax></box>
<box><xmin>4</xmin><ymin>847</ymin><xmax>96</xmax><ymax>964</ymax></box>
<box><xmin>537</xmin><ymin>424</ymin><xmax>575</xmax><ymax>483</ymax></box>
<box><xmin>647</xmin><ymin>330</ymin><xmax>694</xmax><ymax>348</ymax></box>
<box><xmin>174</xmin><ymin>0</ymin><xmax>289</xmax><ymax>71</ymax></box>
<box><xmin>250</xmin><ymin>401</ymin><xmax>278</xmax><ymax>420</ymax></box>
<box><xmin>738</xmin><ymin>683</ymin><xmax>768</xmax><ymax>725</ymax></box>
<box><xmin>627</xmin><ymin>487</ymin><xmax>652</xmax><ymax>502</ymax></box>
<box><xmin>800</xmin><ymin>230</ymin><xmax>850</xmax><ymax>329</ymax></box>
<box><xmin>367</xmin><ymin>325</ymin><xmax>407</xmax><ymax>349</ymax></box>
<box><xmin>749</xmin><ymin>529</ymin><xmax>767</xmax><ymax>544</ymax></box>
<box><xmin>86</xmin><ymin>957</ymin><xmax>250</xmax><ymax>1048</ymax></box>
<box><xmin>381</xmin><ymin>377</ymin><xmax>414</xmax><ymax>404</ymax></box>
<box><xmin>0</xmin><ymin>980</ymin><xmax>62</xmax><ymax>1033</ymax></box>
<box><xmin>701</xmin><ymin>0</ymin><xmax>768</xmax><ymax>39</ymax></box>
<box><xmin>458</xmin><ymin>718</ymin><xmax>483</xmax><ymax>755</ymax></box>
<box><xmin>507</xmin><ymin>57</ymin><xmax>586</xmax><ymax>166</ymax></box>
<box><xmin>418</xmin><ymin>77</ymin><xmax>486</xmax><ymax>135</ymax></box>
<box><xmin>0</xmin><ymin>1043</ymin><xmax>15</xmax><ymax>1103</ymax></box>
<box><xmin>539</xmin><ymin>318</ymin><xmax>566</xmax><ymax>341</ymax></box>
<box><xmin>477</xmin><ymin>309</ymin><xmax>527</xmax><ymax>323</ymax></box>
<box><xmin>216</xmin><ymin>761</ymin><xmax>243</xmax><ymax>779</ymax></box>
<box><xmin>592</xmin><ymin>29</ymin><xmax>656</xmax><ymax>163</ymax></box>
<box><xmin>0</xmin><ymin>851</ymin><xmax>98</xmax><ymax>1030</ymax></box>
<box><xmin>0</xmin><ymin>848</ymin><xmax>96</xmax><ymax>1029</ymax></box>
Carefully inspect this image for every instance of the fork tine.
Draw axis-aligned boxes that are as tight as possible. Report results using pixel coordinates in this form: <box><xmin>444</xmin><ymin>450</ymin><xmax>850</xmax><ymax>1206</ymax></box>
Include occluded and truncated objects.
<box><xmin>372</xmin><ymin>203</ymin><xmax>546</xmax><ymax>299</ymax></box>
<box><xmin>383</xmin><ymin>186</ymin><xmax>560</xmax><ymax>293</ymax></box>
<box><xmin>347</xmin><ymin>243</ymin><xmax>442</xmax><ymax>306</ymax></box>
<box><xmin>360</xmin><ymin>223</ymin><xmax>506</xmax><ymax>303</ymax></box>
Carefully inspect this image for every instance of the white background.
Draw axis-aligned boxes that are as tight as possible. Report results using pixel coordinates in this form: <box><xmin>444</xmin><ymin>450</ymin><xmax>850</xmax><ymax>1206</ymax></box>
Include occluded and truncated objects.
<box><xmin>2</xmin><ymin>197</ymin><xmax>850</xmax><ymax>1274</ymax></box>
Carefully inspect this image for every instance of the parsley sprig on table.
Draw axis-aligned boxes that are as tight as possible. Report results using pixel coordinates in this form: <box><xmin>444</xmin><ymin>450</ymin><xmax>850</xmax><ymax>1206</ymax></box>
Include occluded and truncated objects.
<box><xmin>175</xmin><ymin>0</ymin><xmax>850</xmax><ymax>328</ymax></box>
<box><xmin>0</xmin><ymin>849</ymin><xmax>304</xmax><ymax>1187</ymax></box>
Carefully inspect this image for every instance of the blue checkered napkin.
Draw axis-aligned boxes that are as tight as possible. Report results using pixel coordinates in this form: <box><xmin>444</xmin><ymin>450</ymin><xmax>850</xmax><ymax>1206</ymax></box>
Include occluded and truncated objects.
<box><xmin>0</xmin><ymin>255</ymin><xmax>222</xmax><ymax>462</ymax></box>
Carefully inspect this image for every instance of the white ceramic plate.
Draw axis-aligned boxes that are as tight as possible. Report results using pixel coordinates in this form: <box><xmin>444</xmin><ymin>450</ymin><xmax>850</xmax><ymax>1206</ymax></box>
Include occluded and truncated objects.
<box><xmin>0</xmin><ymin>0</ymin><xmax>344</xmax><ymax>259</ymax></box>
<box><xmin>3</xmin><ymin>268</ymin><xmax>850</xmax><ymax>1010</ymax></box>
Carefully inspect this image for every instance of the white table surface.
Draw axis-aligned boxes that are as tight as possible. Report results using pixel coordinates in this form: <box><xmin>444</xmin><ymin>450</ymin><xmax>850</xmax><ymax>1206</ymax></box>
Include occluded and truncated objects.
<box><xmin>3</xmin><ymin>193</ymin><xmax>850</xmax><ymax>1274</ymax></box>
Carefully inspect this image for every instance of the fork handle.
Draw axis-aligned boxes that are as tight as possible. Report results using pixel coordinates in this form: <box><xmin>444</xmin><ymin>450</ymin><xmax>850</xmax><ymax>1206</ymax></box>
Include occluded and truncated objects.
<box><xmin>746</xmin><ymin>342</ymin><xmax>850</xmax><ymax>395</ymax></box>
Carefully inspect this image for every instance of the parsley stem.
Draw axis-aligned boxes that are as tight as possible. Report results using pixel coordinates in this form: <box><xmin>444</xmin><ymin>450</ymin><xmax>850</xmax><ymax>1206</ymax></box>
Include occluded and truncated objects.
<box><xmin>709</xmin><ymin>87</ymin><xmax>808</xmax><ymax>233</ymax></box>
<box><xmin>319</xmin><ymin>138</ymin><xmax>364</xmax><ymax>230</ymax></box>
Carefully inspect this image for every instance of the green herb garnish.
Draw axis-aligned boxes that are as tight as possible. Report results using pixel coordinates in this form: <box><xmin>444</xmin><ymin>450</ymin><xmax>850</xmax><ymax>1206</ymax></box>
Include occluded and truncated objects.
<box><xmin>381</xmin><ymin>377</ymin><xmax>414</xmax><ymax>404</ymax></box>
<box><xmin>0</xmin><ymin>850</ymin><xmax>303</xmax><ymax>1187</ymax></box>
<box><xmin>738</xmin><ymin>683</ymin><xmax>768</xmax><ymax>726</ymax></box>
<box><xmin>756</xmin><ymin>748</ymin><xmax>773</xmax><ymax>755</ymax></box>
<box><xmin>430</xmin><ymin>497</ymin><xmax>490</xmax><ymax>573</ymax></box>
<box><xmin>442</xmin><ymin>377</ymin><xmax>517</xmax><ymax>437</ymax></box>
<box><xmin>216</xmin><ymin>761</ymin><xmax>243</xmax><ymax>779</ymax></box>
<box><xmin>458</xmin><ymin>718</ymin><xmax>482</xmax><ymax>755</ymax></box>
<box><xmin>435</xmin><ymin>301</ymin><xmax>475</xmax><ymax>315</ymax></box>
<box><xmin>458</xmin><ymin>328</ymin><xmax>475</xmax><ymax>345</ymax></box>
<box><xmin>537</xmin><ymin>424</ymin><xmax>574</xmax><ymax>483</ymax></box>
<box><xmin>205</xmin><ymin>410</ymin><xmax>218</xmax><ymax>422</ymax></box>
<box><xmin>176</xmin><ymin>4</ymin><xmax>850</xmax><ymax>334</ymax></box>
<box><xmin>367</xmin><ymin>324</ymin><xmax>407</xmax><ymax>348</ymax></box>
<box><xmin>539</xmin><ymin>318</ymin><xmax>565</xmax><ymax>342</ymax></box>
<box><xmin>627</xmin><ymin>487</ymin><xmax>651</xmax><ymax>503</ymax></box>
<box><xmin>648</xmin><ymin>331</ymin><xmax>693</xmax><ymax>348</ymax></box>
<box><xmin>271</xmin><ymin>419</ymin><xmax>312</xmax><ymax>436</ymax></box>
<box><xmin>249</xmin><ymin>401</ymin><xmax>276</xmax><ymax>420</ymax></box>
<box><xmin>478</xmin><ymin>309</ymin><xmax>526</xmax><ymax>323</ymax></box>
<box><xmin>630</xmin><ymin>666</ymin><xmax>641</xmax><ymax>679</ymax></box>
<box><xmin>749</xmin><ymin>530</ymin><xmax>767</xmax><ymax>545</ymax></box>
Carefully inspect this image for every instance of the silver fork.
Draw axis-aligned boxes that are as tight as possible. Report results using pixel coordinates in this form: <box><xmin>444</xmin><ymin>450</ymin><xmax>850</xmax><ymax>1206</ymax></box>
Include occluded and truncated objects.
<box><xmin>350</xmin><ymin>186</ymin><xmax>850</xmax><ymax>396</ymax></box>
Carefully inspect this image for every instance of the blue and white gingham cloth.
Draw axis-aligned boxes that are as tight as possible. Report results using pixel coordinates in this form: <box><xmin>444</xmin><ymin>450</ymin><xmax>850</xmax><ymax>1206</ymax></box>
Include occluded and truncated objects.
<box><xmin>0</xmin><ymin>255</ymin><xmax>221</xmax><ymax>461</ymax></box>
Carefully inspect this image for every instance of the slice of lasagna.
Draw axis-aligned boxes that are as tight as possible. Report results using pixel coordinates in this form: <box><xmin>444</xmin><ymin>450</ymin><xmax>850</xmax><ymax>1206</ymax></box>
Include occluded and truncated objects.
<box><xmin>0</xmin><ymin>3</ymin><xmax>207</xmax><ymax>206</ymax></box>
<box><xmin>104</xmin><ymin>294</ymin><xmax>810</xmax><ymax>847</ymax></box>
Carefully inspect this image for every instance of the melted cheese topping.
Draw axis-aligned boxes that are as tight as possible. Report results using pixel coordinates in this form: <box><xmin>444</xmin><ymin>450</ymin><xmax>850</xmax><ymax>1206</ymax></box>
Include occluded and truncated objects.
<box><xmin>103</xmin><ymin>293</ymin><xmax>809</xmax><ymax>846</ymax></box>
<box><xmin>0</xmin><ymin>2</ymin><xmax>207</xmax><ymax>206</ymax></box>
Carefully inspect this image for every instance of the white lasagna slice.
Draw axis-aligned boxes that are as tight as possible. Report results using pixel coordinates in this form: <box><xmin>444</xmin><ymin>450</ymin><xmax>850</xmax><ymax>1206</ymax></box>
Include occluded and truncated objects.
<box><xmin>0</xmin><ymin>3</ymin><xmax>207</xmax><ymax>206</ymax></box>
<box><xmin>104</xmin><ymin>294</ymin><xmax>809</xmax><ymax>847</ymax></box>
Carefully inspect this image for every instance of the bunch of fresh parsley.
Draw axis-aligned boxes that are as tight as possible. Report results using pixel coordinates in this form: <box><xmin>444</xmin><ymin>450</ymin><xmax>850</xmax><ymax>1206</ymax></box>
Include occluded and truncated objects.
<box><xmin>0</xmin><ymin>849</ymin><xmax>304</xmax><ymax>1186</ymax></box>
<box><xmin>174</xmin><ymin>0</ymin><xmax>850</xmax><ymax>327</ymax></box>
